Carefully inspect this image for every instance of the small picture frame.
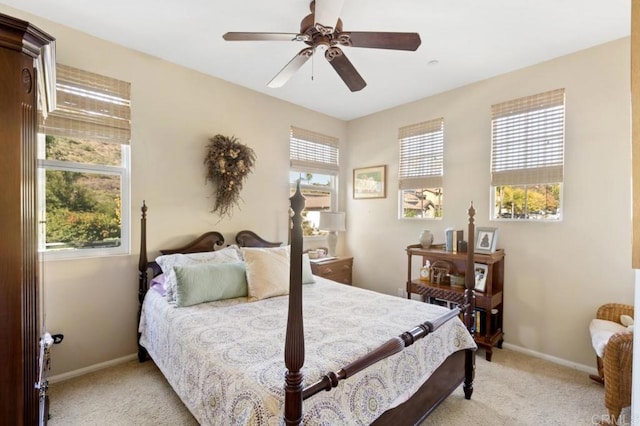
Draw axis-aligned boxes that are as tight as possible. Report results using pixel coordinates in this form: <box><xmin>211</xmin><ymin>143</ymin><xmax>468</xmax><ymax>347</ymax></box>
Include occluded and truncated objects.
<box><xmin>474</xmin><ymin>263</ymin><xmax>488</xmax><ymax>292</ymax></box>
<box><xmin>353</xmin><ymin>165</ymin><xmax>386</xmax><ymax>199</ymax></box>
<box><xmin>475</xmin><ymin>227</ymin><xmax>498</xmax><ymax>254</ymax></box>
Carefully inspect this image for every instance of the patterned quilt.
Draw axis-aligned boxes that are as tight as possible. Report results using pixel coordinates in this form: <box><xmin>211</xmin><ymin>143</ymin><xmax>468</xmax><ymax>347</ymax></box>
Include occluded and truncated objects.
<box><xmin>139</xmin><ymin>277</ymin><xmax>476</xmax><ymax>425</ymax></box>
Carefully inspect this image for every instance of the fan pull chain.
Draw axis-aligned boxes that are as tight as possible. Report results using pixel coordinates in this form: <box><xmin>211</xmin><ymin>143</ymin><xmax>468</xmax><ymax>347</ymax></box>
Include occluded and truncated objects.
<box><xmin>311</xmin><ymin>48</ymin><xmax>315</xmax><ymax>81</ymax></box>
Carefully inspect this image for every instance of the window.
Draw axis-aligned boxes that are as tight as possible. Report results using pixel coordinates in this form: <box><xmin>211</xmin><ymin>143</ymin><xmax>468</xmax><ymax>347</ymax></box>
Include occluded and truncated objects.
<box><xmin>289</xmin><ymin>126</ymin><xmax>339</xmax><ymax>236</ymax></box>
<box><xmin>490</xmin><ymin>89</ymin><xmax>565</xmax><ymax>221</ymax></box>
<box><xmin>398</xmin><ymin>118</ymin><xmax>444</xmax><ymax>219</ymax></box>
<box><xmin>38</xmin><ymin>64</ymin><xmax>131</xmax><ymax>258</ymax></box>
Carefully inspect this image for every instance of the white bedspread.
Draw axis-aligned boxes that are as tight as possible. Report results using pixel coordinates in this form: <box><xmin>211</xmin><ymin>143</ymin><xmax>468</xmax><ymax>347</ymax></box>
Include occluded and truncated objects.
<box><xmin>139</xmin><ymin>277</ymin><xmax>476</xmax><ymax>425</ymax></box>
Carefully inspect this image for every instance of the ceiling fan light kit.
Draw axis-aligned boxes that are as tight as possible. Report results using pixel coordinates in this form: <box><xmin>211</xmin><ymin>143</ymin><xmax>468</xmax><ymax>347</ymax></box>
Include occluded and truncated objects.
<box><xmin>222</xmin><ymin>0</ymin><xmax>421</xmax><ymax>92</ymax></box>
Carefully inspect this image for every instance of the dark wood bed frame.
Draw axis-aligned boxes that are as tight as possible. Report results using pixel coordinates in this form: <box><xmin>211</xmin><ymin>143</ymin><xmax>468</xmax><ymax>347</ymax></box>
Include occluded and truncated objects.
<box><xmin>137</xmin><ymin>188</ymin><xmax>476</xmax><ymax>425</ymax></box>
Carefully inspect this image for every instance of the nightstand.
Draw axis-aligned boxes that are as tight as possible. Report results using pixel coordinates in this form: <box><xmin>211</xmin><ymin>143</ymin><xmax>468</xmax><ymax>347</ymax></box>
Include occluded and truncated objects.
<box><xmin>310</xmin><ymin>257</ymin><xmax>353</xmax><ymax>285</ymax></box>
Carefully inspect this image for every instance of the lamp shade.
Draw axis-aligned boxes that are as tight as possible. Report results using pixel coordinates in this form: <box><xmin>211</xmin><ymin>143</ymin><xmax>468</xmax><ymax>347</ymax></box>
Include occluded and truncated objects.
<box><xmin>319</xmin><ymin>211</ymin><xmax>346</xmax><ymax>232</ymax></box>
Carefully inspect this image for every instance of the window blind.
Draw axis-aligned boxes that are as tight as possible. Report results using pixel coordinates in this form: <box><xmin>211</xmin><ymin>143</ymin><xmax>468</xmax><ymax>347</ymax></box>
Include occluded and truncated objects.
<box><xmin>491</xmin><ymin>88</ymin><xmax>565</xmax><ymax>186</ymax></box>
<box><xmin>398</xmin><ymin>118</ymin><xmax>444</xmax><ymax>189</ymax></box>
<box><xmin>290</xmin><ymin>126</ymin><xmax>339</xmax><ymax>175</ymax></box>
<box><xmin>40</xmin><ymin>64</ymin><xmax>131</xmax><ymax>145</ymax></box>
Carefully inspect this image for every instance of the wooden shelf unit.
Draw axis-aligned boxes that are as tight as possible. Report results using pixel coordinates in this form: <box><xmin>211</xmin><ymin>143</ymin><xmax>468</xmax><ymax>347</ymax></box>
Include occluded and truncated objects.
<box><xmin>405</xmin><ymin>244</ymin><xmax>505</xmax><ymax>361</ymax></box>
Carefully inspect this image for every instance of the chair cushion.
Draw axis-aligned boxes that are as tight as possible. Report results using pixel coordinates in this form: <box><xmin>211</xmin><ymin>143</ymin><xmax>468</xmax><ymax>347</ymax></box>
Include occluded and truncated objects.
<box><xmin>590</xmin><ymin>318</ymin><xmax>627</xmax><ymax>358</ymax></box>
<box><xmin>620</xmin><ymin>314</ymin><xmax>634</xmax><ymax>328</ymax></box>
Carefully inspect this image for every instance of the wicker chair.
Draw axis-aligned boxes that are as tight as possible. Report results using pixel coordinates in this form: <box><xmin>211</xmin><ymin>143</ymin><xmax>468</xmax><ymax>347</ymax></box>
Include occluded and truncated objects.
<box><xmin>589</xmin><ymin>303</ymin><xmax>634</xmax><ymax>420</ymax></box>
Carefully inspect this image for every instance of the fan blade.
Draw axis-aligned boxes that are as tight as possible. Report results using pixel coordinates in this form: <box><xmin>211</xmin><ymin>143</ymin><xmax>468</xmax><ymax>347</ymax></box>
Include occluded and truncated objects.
<box><xmin>313</xmin><ymin>0</ymin><xmax>344</xmax><ymax>34</ymax></box>
<box><xmin>337</xmin><ymin>32</ymin><xmax>421</xmax><ymax>51</ymax></box>
<box><xmin>268</xmin><ymin>48</ymin><xmax>314</xmax><ymax>88</ymax></box>
<box><xmin>324</xmin><ymin>47</ymin><xmax>366</xmax><ymax>92</ymax></box>
<box><xmin>223</xmin><ymin>32</ymin><xmax>305</xmax><ymax>42</ymax></box>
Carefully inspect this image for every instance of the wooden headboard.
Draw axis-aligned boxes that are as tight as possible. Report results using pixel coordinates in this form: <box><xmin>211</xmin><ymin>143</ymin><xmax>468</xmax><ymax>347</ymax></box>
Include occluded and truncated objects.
<box><xmin>159</xmin><ymin>231</ymin><xmax>225</xmax><ymax>255</ymax></box>
<box><xmin>135</xmin><ymin>208</ymin><xmax>284</xmax><ymax>362</ymax></box>
<box><xmin>235</xmin><ymin>230</ymin><xmax>282</xmax><ymax>248</ymax></box>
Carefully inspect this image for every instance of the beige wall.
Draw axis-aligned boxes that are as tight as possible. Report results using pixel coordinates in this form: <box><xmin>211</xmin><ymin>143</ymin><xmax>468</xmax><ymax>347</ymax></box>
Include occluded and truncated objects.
<box><xmin>0</xmin><ymin>5</ymin><xmax>347</xmax><ymax>376</ymax></box>
<box><xmin>2</xmin><ymin>3</ymin><xmax>633</xmax><ymax>376</ymax></box>
<box><xmin>345</xmin><ymin>37</ymin><xmax>634</xmax><ymax>369</ymax></box>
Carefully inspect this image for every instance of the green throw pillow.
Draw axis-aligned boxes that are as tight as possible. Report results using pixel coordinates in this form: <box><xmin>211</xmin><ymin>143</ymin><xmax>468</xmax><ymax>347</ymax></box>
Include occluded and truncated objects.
<box><xmin>174</xmin><ymin>262</ymin><xmax>248</xmax><ymax>307</ymax></box>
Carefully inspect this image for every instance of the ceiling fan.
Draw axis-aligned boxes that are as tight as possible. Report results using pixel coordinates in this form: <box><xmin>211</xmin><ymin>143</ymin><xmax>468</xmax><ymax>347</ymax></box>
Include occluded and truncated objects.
<box><xmin>222</xmin><ymin>0</ymin><xmax>421</xmax><ymax>92</ymax></box>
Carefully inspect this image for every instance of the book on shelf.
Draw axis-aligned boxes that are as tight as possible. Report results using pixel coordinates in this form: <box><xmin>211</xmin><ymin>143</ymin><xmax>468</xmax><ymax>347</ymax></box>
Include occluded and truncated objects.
<box><xmin>475</xmin><ymin>308</ymin><xmax>485</xmax><ymax>335</ymax></box>
<box><xmin>473</xmin><ymin>308</ymin><xmax>499</xmax><ymax>335</ymax></box>
<box><xmin>430</xmin><ymin>298</ymin><xmax>458</xmax><ymax>310</ymax></box>
<box><xmin>426</xmin><ymin>297</ymin><xmax>499</xmax><ymax>335</ymax></box>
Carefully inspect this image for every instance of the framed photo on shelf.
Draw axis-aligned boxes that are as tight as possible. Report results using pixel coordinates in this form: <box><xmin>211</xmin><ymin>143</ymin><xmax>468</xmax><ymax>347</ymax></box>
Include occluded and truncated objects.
<box><xmin>474</xmin><ymin>263</ymin><xmax>488</xmax><ymax>292</ymax></box>
<box><xmin>353</xmin><ymin>165</ymin><xmax>386</xmax><ymax>199</ymax></box>
<box><xmin>475</xmin><ymin>227</ymin><xmax>498</xmax><ymax>254</ymax></box>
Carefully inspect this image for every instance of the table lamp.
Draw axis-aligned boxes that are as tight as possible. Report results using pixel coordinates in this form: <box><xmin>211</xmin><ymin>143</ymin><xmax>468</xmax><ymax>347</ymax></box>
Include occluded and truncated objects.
<box><xmin>319</xmin><ymin>211</ymin><xmax>346</xmax><ymax>257</ymax></box>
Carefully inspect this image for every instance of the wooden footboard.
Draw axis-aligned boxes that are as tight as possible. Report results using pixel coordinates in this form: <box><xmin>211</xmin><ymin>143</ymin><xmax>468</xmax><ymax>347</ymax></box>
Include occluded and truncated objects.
<box><xmin>303</xmin><ymin>307</ymin><xmax>465</xmax><ymax>400</ymax></box>
<box><xmin>372</xmin><ymin>349</ymin><xmax>471</xmax><ymax>425</ymax></box>
<box><xmin>284</xmin><ymin>184</ymin><xmax>477</xmax><ymax>424</ymax></box>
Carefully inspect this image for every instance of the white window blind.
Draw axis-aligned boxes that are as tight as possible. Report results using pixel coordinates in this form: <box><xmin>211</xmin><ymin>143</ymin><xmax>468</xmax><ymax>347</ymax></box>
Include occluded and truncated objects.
<box><xmin>491</xmin><ymin>88</ymin><xmax>565</xmax><ymax>186</ymax></box>
<box><xmin>40</xmin><ymin>64</ymin><xmax>131</xmax><ymax>145</ymax></box>
<box><xmin>290</xmin><ymin>126</ymin><xmax>339</xmax><ymax>175</ymax></box>
<box><xmin>398</xmin><ymin>118</ymin><xmax>444</xmax><ymax>189</ymax></box>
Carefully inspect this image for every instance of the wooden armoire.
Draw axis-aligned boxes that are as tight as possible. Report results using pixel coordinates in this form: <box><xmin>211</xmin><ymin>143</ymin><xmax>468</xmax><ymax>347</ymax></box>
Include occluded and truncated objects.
<box><xmin>0</xmin><ymin>13</ymin><xmax>56</xmax><ymax>425</ymax></box>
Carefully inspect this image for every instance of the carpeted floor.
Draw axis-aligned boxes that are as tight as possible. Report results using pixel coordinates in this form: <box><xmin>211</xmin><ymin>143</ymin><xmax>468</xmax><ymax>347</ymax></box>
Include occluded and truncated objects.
<box><xmin>421</xmin><ymin>348</ymin><xmax>616</xmax><ymax>426</ymax></box>
<box><xmin>48</xmin><ymin>347</ymin><xmax>617</xmax><ymax>425</ymax></box>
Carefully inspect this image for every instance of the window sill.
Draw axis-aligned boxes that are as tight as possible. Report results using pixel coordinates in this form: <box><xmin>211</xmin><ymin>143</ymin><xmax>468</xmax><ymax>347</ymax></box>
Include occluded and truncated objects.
<box><xmin>41</xmin><ymin>247</ymin><xmax>130</xmax><ymax>261</ymax></box>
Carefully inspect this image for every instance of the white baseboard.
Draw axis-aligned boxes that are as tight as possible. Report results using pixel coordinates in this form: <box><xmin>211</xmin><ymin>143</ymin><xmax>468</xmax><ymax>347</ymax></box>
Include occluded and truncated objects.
<box><xmin>48</xmin><ymin>353</ymin><xmax>138</xmax><ymax>384</ymax></box>
<box><xmin>502</xmin><ymin>342</ymin><xmax>597</xmax><ymax>376</ymax></box>
<box><xmin>47</xmin><ymin>344</ymin><xmax>598</xmax><ymax>385</ymax></box>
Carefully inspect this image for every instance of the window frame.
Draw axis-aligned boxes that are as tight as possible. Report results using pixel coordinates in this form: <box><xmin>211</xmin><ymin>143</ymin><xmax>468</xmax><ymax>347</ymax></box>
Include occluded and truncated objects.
<box><xmin>37</xmin><ymin>64</ymin><xmax>131</xmax><ymax>259</ymax></box>
<box><xmin>398</xmin><ymin>188</ymin><xmax>444</xmax><ymax>220</ymax></box>
<box><xmin>289</xmin><ymin>173</ymin><xmax>337</xmax><ymax>238</ymax></box>
<box><xmin>37</xmin><ymin>138</ymin><xmax>131</xmax><ymax>260</ymax></box>
<box><xmin>490</xmin><ymin>89</ymin><xmax>565</xmax><ymax>222</ymax></box>
<box><xmin>293</xmin><ymin>175</ymin><xmax>338</xmax><ymax>210</ymax></box>
<box><xmin>398</xmin><ymin>118</ymin><xmax>445</xmax><ymax>220</ymax></box>
<box><xmin>289</xmin><ymin>126</ymin><xmax>340</xmax><ymax>238</ymax></box>
<box><xmin>490</xmin><ymin>183</ymin><xmax>563</xmax><ymax>221</ymax></box>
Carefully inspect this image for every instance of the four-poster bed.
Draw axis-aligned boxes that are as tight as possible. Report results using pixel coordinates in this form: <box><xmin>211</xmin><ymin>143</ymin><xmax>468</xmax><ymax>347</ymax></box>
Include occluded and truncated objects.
<box><xmin>137</xmin><ymin>189</ymin><xmax>477</xmax><ymax>424</ymax></box>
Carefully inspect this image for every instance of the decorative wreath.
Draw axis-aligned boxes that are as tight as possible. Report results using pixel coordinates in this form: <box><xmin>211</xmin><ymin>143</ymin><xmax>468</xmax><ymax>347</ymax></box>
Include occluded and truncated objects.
<box><xmin>204</xmin><ymin>134</ymin><xmax>256</xmax><ymax>218</ymax></box>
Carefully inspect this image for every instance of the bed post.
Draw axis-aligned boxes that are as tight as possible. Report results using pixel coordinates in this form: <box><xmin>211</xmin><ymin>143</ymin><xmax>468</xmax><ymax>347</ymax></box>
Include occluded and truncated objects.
<box><xmin>463</xmin><ymin>202</ymin><xmax>476</xmax><ymax>399</ymax></box>
<box><xmin>284</xmin><ymin>183</ymin><xmax>306</xmax><ymax>425</ymax></box>
<box><xmin>137</xmin><ymin>201</ymin><xmax>149</xmax><ymax>362</ymax></box>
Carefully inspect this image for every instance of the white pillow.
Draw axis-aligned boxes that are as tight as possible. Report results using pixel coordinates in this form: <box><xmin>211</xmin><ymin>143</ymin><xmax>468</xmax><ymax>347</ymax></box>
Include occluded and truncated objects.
<box><xmin>589</xmin><ymin>318</ymin><xmax>628</xmax><ymax>358</ymax></box>
<box><xmin>621</xmin><ymin>314</ymin><xmax>634</xmax><ymax>329</ymax></box>
<box><xmin>156</xmin><ymin>246</ymin><xmax>241</xmax><ymax>302</ymax></box>
<box><xmin>242</xmin><ymin>246</ymin><xmax>291</xmax><ymax>301</ymax></box>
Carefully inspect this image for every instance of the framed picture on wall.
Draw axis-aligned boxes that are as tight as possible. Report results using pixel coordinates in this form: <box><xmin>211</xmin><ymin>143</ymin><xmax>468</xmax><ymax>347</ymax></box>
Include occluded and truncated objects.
<box><xmin>475</xmin><ymin>227</ymin><xmax>498</xmax><ymax>254</ymax></box>
<box><xmin>353</xmin><ymin>165</ymin><xmax>386</xmax><ymax>199</ymax></box>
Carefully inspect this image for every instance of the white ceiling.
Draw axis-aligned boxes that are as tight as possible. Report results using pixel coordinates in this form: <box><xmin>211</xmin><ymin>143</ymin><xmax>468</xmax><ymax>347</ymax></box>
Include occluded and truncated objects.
<box><xmin>1</xmin><ymin>0</ymin><xmax>631</xmax><ymax>121</ymax></box>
